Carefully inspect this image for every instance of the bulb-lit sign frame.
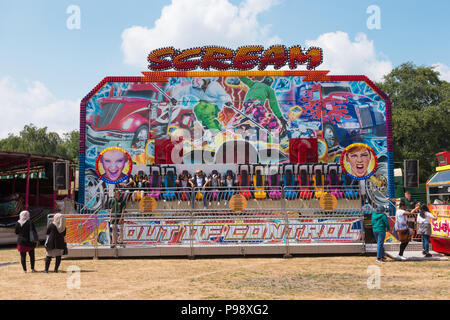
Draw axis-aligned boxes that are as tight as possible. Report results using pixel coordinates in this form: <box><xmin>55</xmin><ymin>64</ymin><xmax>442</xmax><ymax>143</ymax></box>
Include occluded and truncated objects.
<box><xmin>147</xmin><ymin>45</ymin><xmax>323</xmax><ymax>71</ymax></box>
<box><xmin>340</xmin><ymin>143</ymin><xmax>378</xmax><ymax>180</ymax></box>
<box><xmin>95</xmin><ymin>147</ymin><xmax>133</xmax><ymax>184</ymax></box>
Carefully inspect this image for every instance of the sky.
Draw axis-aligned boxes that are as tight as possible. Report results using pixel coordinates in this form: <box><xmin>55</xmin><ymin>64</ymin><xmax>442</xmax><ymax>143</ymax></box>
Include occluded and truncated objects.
<box><xmin>0</xmin><ymin>0</ymin><xmax>449</xmax><ymax>139</ymax></box>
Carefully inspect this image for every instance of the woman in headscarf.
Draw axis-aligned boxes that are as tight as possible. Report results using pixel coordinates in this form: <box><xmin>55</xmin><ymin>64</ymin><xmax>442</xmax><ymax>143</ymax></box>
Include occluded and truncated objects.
<box><xmin>15</xmin><ymin>210</ymin><xmax>38</xmax><ymax>273</ymax></box>
<box><xmin>44</xmin><ymin>213</ymin><xmax>66</xmax><ymax>273</ymax></box>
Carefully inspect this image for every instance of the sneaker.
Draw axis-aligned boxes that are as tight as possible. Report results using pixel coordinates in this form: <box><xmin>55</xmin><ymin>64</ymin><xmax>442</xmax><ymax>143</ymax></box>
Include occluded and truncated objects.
<box><xmin>397</xmin><ymin>255</ymin><xmax>407</xmax><ymax>261</ymax></box>
<box><xmin>381</xmin><ymin>257</ymin><xmax>387</xmax><ymax>262</ymax></box>
<box><xmin>376</xmin><ymin>259</ymin><xmax>385</xmax><ymax>263</ymax></box>
<box><xmin>422</xmin><ymin>250</ymin><xmax>427</xmax><ymax>255</ymax></box>
<box><xmin>425</xmin><ymin>253</ymin><xmax>432</xmax><ymax>258</ymax></box>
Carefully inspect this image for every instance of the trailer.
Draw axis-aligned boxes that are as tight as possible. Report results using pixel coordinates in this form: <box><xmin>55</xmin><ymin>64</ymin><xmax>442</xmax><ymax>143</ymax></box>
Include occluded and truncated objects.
<box><xmin>426</xmin><ymin>151</ymin><xmax>450</xmax><ymax>254</ymax></box>
<box><xmin>0</xmin><ymin>151</ymin><xmax>75</xmax><ymax>245</ymax></box>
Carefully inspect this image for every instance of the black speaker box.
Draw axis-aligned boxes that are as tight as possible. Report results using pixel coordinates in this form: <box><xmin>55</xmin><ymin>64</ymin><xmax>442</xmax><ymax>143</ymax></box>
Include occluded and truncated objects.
<box><xmin>404</xmin><ymin>160</ymin><xmax>419</xmax><ymax>188</ymax></box>
<box><xmin>54</xmin><ymin>162</ymin><xmax>68</xmax><ymax>190</ymax></box>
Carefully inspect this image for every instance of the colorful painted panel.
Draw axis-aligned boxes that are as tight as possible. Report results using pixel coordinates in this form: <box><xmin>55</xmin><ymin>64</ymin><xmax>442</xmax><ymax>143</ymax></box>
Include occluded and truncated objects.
<box><xmin>430</xmin><ymin>205</ymin><xmax>450</xmax><ymax>240</ymax></box>
<box><xmin>65</xmin><ymin>213</ymin><xmax>110</xmax><ymax>246</ymax></box>
<box><xmin>80</xmin><ymin>73</ymin><xmax>391</xmax><ymax>210</ymax></box>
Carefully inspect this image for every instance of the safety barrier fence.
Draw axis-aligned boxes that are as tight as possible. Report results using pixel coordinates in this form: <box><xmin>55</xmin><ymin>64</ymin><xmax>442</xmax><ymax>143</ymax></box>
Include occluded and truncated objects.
<box><xmin>50</xmin><ymin>185</ymin><xmax>365</xmax><ymax>256</ymax></box>
<box><xmin>101</xmin><ymin>186</ymin><xmax>362</xmax><ymax>213</ymax></box>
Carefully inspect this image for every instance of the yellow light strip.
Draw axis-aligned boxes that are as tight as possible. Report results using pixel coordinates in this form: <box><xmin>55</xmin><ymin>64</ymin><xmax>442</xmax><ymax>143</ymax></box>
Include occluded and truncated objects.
<box><xmin>436</xmin><ymin>165</ymin><xmax>450</xmax><ymax>172</ymax></box>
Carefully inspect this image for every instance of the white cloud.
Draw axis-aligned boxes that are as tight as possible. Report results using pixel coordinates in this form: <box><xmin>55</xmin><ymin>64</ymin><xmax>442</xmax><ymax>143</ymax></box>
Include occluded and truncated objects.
<box><xmin>432</xmin><ymin>62</ymin><xmax>450</xmax><ymax>82</ymax></box>
<box><xmin>305</xmin><ymin>31</ymin><xmax>393</xmax><ymax>82</ymax></box>
<box><xmin>121</xmin><ymin>0</ymin><xmax>281</xmax><ymax>68</ymax></box>
<box><xmin>121</xmin><ymin>1</ymin><xmax>393</xmax><ymax>81</ymax></box>
<box><xmin>0</xmin><ymin>76</ymin><xmax>79</xmax><ymax>139</ymax></box>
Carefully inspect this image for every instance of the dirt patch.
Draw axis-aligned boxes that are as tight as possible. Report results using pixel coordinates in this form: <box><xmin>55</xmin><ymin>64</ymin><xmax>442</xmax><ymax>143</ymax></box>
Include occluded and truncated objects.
<box><xmin>0</xmin><ymin>247</ymin><xmax>448</xmax><ymax>300</ymax></box>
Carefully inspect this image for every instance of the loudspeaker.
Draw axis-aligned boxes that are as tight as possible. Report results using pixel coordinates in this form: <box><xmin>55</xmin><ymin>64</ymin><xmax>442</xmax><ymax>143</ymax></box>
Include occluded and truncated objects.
<box><xmin>53</xmin><ymin>162</ymin><xmax>68</xmax><ymax>190</ymax></box>
<box><xmin>44</xmin><ymin>163</ymin><xmax>53</xmax><ymax>180</ymax></box>
<box><xmin>404</xmin><ymin>160</ymin><xmax>419</xmax><ymax>188</ymax></box>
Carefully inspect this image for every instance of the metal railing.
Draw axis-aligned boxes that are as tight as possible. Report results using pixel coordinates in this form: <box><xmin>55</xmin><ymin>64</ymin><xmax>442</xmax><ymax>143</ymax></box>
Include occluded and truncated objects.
<box><xmin>98</xmin><ymin>185</ymin><xmax>363</xmax><ymax>215</ymax></box>
<box><xmin>52</xmin><ymin>185</ymin><xmax>366</xmax><ymax>257</ymax></box>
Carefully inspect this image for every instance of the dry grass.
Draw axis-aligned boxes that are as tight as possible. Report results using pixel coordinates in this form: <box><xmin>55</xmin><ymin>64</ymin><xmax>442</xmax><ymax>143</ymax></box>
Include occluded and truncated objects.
<box><xmin>0</xmin><ymin>246</ymin><xmax>448</xmax><ymax>300</ymax></box>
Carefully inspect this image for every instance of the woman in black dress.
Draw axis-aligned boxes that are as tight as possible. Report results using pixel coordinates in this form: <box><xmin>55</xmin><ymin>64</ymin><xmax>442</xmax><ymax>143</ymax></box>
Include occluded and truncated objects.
<box><xmin>15</xmin><ymin>210</ymin><xmax>38</xmax><ymax>273</ymax></box>
<box><xmin>45</xmin><ymin>213</ymin><xmax>66</xmax><ymax>273</ymax></box>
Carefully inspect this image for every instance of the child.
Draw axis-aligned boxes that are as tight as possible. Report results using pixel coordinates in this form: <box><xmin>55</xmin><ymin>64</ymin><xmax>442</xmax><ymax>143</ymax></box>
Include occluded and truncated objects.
<box><xmin>417</xmin><ymin>204</ymin><xmax>437</xmax><ymax>257</ymax></box>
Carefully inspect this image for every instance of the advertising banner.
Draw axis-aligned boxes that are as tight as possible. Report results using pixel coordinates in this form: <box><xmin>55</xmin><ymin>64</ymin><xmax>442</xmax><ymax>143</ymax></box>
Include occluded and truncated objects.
<box><xmin>430</xmin><ymin>205</ymin><xmax>450</xmax><ymax>240</ymax></box>
<box><xmin>121</xmin><ymin>217</ymin><xmax>363</xmax><ymax>245</ymax></box>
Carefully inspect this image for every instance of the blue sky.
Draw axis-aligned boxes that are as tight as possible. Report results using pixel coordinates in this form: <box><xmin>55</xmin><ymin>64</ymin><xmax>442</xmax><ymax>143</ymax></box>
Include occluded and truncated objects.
<box><xmin>0</xmin><ymin>0</ymin><xmax>449</xmax><ymax>138</ymax></box>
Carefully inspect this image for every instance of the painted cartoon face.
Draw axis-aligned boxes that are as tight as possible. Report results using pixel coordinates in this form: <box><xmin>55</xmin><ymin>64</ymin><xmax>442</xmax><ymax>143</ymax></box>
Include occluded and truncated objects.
<box><xmin>346</xmin><ymin>147</ymin><xmax>371</xmax><ymax>178</ymax></box>
<box><xmin>192</xmin><ymin>78</ymin><xmax>204</xmax><ymax>88</ymax></box>
<box><xmin>100</xmin><ymin>150</ymin><xmax>127</xmax><ymax>181</ymax></box>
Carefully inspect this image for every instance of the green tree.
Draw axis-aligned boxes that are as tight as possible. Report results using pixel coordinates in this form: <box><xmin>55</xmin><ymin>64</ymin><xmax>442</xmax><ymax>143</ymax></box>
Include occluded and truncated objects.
<box><xmin>381</xmin><ymin>62</ymin><xmax>444</xmax><ymax>110</ymax></box>
<box><xmin>377</xmin><ymin>62</ymin><xmax>450</xmax><ymax>181</ymax></box>
<box><xmin>0</xmin><ymin>124</ymin><xmax>79</xmax><ymax>163</ymax></box>
<box><xmin>60</xmin><ymin>130</ymin><xmax>79</xmax><ymax>163</ymax></box>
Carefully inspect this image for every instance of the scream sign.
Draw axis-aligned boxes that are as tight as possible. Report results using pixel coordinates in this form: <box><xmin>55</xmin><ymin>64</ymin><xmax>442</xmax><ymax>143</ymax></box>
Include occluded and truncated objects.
<box><xmin>147</xmin><ymin>45</ymin><xmax>323</xmax><ymax>71</ymax></box>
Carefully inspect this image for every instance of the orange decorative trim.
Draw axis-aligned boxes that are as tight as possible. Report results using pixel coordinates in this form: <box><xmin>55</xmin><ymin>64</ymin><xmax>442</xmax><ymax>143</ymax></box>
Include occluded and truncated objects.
<box><xmin>141</xmin><ymin>70</ymin><xmax>330</xmax><ymax>82</ymax></box>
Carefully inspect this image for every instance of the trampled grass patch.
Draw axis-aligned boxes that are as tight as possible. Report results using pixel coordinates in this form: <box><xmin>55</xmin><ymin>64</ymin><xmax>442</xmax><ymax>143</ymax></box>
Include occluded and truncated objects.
<box><xmin>0</xmin><ymin>247</ymin><xmax>448</xmax><ymax>300</ymax></box>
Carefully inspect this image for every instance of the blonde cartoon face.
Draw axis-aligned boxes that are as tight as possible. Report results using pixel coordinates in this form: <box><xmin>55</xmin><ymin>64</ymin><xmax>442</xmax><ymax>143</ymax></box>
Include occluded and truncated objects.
<box><xmin>100</xmin><ymin>149</ymin><xmax>127</xmax><ymax>181</ymax></box>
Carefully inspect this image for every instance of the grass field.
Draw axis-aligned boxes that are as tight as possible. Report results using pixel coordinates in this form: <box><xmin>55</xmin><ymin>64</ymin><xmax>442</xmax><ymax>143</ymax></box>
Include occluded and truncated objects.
<box><xmin>0</xmin><ymin>247</ymin><xmax>448</xmax><ymax>300</ymax></box>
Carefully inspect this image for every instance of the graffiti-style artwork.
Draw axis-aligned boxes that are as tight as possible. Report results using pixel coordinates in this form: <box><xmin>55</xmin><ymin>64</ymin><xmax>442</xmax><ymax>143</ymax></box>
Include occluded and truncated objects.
<box><xmin>430</xmin><ymin>205</ymin><xmax>450</xmax><ymax>240</ymax></box>
<box><xmin>65</xmin><ymin>213</ymin><xmax>110</xmax><ymax>246</ymax></box>
<box><xmin>81</xmin><ymin>73</ymin><xmax>390</xmax><ymax>209</ymax></box>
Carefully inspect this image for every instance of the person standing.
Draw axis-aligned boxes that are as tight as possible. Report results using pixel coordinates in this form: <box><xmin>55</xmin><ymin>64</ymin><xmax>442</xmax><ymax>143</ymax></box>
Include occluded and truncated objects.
<box><xmin>402</xmin><ymin>190</ymin><xmax>418</xmax><ymax>231</ymax></box>
<box><xmin>395</xmin><ymin>200</ymin><xmax>420</xmax><ymax>260</ymax></box>
<box><xmin>110</xmin><ymin>190</ymin><xmax>126</xmax><ymax>247</ymax></box>
<box><xmin>15</xmin><ymin>211</ymin><xmax>38</xmax><ymax>273</ymax></box>
<box><xmin>44</xmin><ymin>213</ymin><xmax>66</xmax><ymax>273</ymax></box>
<box><xmin>371</xmin><ymin>206</ymin><xmax>390</xmax><ymax>263</ymax></box>
<box><xmin>401</xmin><ymin>190</ymin><xmax>416</xmax><ymax>210</ymax></box>
<box><xmin>417</xmin><ymin>204</ymin><xmax>437</xmax><ymax>257</ymax></box>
